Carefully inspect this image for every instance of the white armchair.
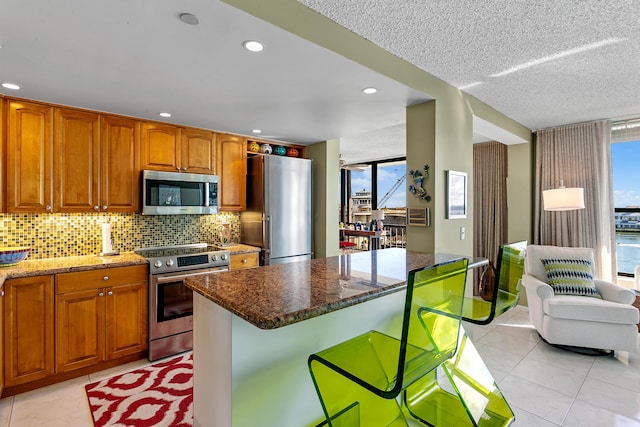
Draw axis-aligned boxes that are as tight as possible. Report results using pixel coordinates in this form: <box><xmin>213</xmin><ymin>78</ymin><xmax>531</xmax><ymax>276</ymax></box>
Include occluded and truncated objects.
<box><xmin>523</xmin><ymin>245</ymin><xmax>639</xmax><ymax>352</ymax></box>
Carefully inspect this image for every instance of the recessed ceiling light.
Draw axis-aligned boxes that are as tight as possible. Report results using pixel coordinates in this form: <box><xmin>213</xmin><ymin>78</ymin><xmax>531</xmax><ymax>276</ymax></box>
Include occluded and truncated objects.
<box><xmin>2</xmin><ymin>82</ymin><xmax>20</xmax><ymax>90</ymax></box>
<box><xmin>159</xmin><ymin>112</ymin><xmax>172</xmax><ymax>118</ymax></box>
<box><xmin>252</xmin><ymin>129</ymin><xmax>262</xmax><ymax>134</ymax></box>
<box><xmin>362</xmin><ymin>87</ymin><xmax>377</xmax><ymax>94</ymax></box>
<box><xmin>179</xmin><ymin>13</ymin><xmax>199</xmax><ymax>25</ymax></box>
<box><xmin>243</xmin><ymin>40</ymin><xmax>264</xmax><ymax>52</ymax></box>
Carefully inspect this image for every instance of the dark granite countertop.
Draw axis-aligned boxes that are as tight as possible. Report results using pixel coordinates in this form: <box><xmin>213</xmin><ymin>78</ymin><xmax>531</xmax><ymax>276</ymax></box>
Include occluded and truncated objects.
<box><xmin>0</xmin><ymin>252</ymin><xmax>148</xmax><ymax>287</ymax></box>
<box><xmin>185</xmin><ymin>248</ymin><xmax>487</xmax><ymax>330</ymax></box>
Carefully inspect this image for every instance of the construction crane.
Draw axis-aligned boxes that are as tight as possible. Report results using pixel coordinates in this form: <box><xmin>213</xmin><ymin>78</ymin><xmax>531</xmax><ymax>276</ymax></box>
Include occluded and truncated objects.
<box><xmin>378</xmin><ymin>175</ymin><xmax>406</xmax><ymax>207</ymax></box>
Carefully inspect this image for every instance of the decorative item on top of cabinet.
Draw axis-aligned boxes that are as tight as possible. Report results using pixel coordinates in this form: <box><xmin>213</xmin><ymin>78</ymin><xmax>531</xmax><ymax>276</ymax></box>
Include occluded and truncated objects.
<box><xmin>55</xmin><ymin>265</ymin><xmax>148</xmax><ymax>373</ymax></box>
<box><xmin>259</xmin><ymin>143</ymin><xmax>272</xmax><ymax>154</ymax></box>
<box><xmin>247</xmin><ymin>139</ymin><xmax>304</xmax><ymax>159</ymax></box>
<box><xmin>248</xmin><ymin>141</ymin><xmax>260</xmax><ymax>153</ymax></box>
<box><xmin>272</xmin><ymin>145</ymin><xmax>286</xmax><ymax>156</ymax></box>
<box><xmin>216</xmin><ymin>133</ymin><xmax>247</xmax><ymax>211</ymax></box>
<box><xmin>3</xmin><ymin>275</ymin><xmax>55</xmax><ymax>388</ymax></box>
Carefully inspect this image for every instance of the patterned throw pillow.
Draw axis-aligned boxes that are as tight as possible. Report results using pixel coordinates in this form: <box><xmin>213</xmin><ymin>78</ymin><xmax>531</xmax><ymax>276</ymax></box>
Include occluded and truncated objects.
<box><xmin>540</xmin><ymin>258</ymin><xmax>600</xmax><ymax>298</ymax></box>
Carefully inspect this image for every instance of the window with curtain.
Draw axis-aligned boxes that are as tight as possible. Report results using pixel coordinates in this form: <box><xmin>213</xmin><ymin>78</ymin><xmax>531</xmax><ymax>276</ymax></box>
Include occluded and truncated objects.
<box><xmin>534</xmin><ymin>121</ymin><xmax>615</xmax><ymax>281</ymax></box>
<box><xmin>611</xmin><ymin>119</ymin><xmax>640</xmax><ymax>276</ymax></box>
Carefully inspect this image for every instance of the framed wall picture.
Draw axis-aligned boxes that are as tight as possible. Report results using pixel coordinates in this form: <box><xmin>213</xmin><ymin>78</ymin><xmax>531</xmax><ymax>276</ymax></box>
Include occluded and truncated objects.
<box><xmin>407</xmin><ymin>207</ymin><xmax>430</xmax><ymax>226</ymax></box>
<box><xmin>446</xmin><ymin>170</ymin><xmax>467</xmax><ymax>219</ymax></box>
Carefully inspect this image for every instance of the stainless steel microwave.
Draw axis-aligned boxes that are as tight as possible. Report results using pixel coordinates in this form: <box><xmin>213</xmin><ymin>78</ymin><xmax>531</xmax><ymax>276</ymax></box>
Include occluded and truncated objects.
<box><xmin>142</xmin><ymin>170</ymin><xmax>219</xmax><ymax>215</ymax></box>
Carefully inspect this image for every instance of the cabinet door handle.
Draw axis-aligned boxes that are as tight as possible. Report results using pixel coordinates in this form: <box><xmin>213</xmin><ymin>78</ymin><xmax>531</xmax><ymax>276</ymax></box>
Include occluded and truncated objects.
<box><xmin>107</xmin><ymin>291</ymin><xmax>113</xmax><ymax>296</ymax></box>
<box><xmin>99</xmin><ymin>292</ymin><xmax>104</xmax><ymax>297</ymax></box>
<box><xmin>45</xmin><ymin>205</ymin><xmax>53</xmax><ymax>212</ymax></box>
<box><xmin>242</xmin><ymin>258</ymin><xmax>247</xmax><ymax>263</ymax></box>
<box><xmin>94</xmin><ymin>206</ymin><xmax>100</xmax><ymax>211</ymax></box>
<box><xmin>103</xmin><ymin>276</ymin><xmax>109</xmax><ymax>281</ymax></box>
<box><xmin>102</xmin><ymin>205</ymin><xmax>108</xmax><ymax>210</ymax></box>
<box><xmin>1</xmin><ymin>290</ymin><xmax>4</xmax><ymax>297</ymax></box>
<box><xmin>182</xmin><ymin>167</ymin><xmax>187</xmax><ymax>171</ymax></box>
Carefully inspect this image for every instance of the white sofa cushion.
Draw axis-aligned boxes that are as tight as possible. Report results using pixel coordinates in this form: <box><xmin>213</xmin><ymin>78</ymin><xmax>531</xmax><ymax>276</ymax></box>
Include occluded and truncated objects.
<box><xmin>543</xmin><ymin>295</ymin><xmax>639</xmax><ymax>325</ymax></box>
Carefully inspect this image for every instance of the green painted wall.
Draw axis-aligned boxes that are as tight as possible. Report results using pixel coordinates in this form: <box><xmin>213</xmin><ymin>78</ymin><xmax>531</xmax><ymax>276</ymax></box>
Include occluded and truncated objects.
<box><xmin>306</xmin><ymin>139</ymin><xmax>340</xmax><ymax>258</ymax></box>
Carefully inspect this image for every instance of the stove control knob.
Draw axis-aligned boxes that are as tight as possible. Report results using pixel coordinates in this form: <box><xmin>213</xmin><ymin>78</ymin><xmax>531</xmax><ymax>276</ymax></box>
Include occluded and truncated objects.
<box><xmin>154</xmin><ymin>260</ymin><xmax>162</xmax><ymax>268</ymax></box>
<box><xmin>166</xmin><ymin>259</ymin><xmax>174</xmax><ymax>267</ymax></box>
<box><xmin>211</xmin><ymin>254</ymin><xmax>218</xmax><ymax>261</ymax></box>
<box><xmin>221</xmin><ymin>253</ymin><xmax>227</xmax><ymax>260</ymax></box>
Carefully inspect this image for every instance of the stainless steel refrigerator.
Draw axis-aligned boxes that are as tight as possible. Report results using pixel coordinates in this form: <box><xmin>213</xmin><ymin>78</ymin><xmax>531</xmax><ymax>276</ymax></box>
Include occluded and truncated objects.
<box><xmin>240</xmin><ymin>155</ymin><xmax>312</xmax><ymax>265</ymax></box>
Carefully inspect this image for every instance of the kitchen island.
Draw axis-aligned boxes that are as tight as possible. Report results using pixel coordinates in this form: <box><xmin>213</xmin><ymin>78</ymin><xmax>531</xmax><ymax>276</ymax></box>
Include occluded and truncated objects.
<box><xmin>185</xmin><ymin>248</ymin><xmax>487</xmax><ymax>427</ymax></box>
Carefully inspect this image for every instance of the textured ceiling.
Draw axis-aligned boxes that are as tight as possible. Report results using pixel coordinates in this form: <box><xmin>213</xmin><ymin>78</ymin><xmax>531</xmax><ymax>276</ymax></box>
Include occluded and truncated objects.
<box><xmin>1</xmin><ymin>1</ymin><xmax>639</xmax><ymax>166</ymax></box>
<box><xmin>298</xmin><ymin>0</ymin><xmax>640</xmax><ymax>130</ymax></box>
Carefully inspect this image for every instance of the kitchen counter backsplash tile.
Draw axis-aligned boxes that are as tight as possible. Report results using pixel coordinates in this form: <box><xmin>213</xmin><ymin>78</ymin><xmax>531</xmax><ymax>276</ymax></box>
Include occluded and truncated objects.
<box><xmin>0</xmin><ymin>212</ymin><xmax>240</xmax><ymax>260</ymax></box>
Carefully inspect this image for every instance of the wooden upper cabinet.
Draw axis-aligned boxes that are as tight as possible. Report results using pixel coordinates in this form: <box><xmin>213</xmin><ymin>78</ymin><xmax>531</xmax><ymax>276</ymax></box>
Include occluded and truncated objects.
<box><xmin>140</xmin><ymin>122</ymin><xmax>181</xmax><ymax>172</ymax></box>
<box><xmin>216</xmin><ymin>133</ymin><xmax>247</xmax><ymax>211</ymax></box>
<box><xmin>181</xmin><ymin>128</ymin><xmax>216</xmax><ymax>174</ymax></box>
<box><xmin>6</xmin><ymin>100</ymin><xmax>54</xmax><ymax>213</ymax></box>
<box><xmin>54</xmin><ymin>108</ymin><xmax>100</xmax><ymax>212</ymax></box>
<box><xmin>0</xmin><ymin>98</ymin><xmax>4</xmax><ymax>213</ymax></box>
<box><xmin>100</xmin><ymin>115</ymin><xmax>140</xmax><ymax>212</ymax></box>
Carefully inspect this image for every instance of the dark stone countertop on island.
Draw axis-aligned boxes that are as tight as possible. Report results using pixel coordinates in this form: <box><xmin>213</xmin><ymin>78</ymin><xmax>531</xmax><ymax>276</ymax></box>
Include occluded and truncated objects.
<box><xmin>184</xmin><ymin>248</ymin><xmax>487</xmax><ymax>330</ymax></box>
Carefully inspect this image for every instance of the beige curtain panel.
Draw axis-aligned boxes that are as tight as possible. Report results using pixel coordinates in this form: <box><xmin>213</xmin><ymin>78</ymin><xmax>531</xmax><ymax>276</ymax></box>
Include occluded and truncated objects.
<box><xmin>534</xmin><ymin>121</ymin><xmax>616</xmax><ymax>281</ymax></box>
<box><xmin>473</xmin><ymin>141</ymin><xmax>508</xmax><ymax>292</ymax></box>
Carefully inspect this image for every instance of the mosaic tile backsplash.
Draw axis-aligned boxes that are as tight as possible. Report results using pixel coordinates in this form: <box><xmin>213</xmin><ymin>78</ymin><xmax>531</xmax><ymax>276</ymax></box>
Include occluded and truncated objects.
<box><xmin>0</xmin><ymin>212</ymin><xmax>240</xmax><ymax>259</ymax></box>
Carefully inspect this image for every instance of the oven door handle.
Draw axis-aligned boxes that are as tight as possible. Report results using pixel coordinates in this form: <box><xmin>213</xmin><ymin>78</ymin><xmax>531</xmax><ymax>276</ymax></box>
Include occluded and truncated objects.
<box><xmin>153</xmin><ymin>267</ymin><xmax>229</xmax><ymax>284</ymax></box>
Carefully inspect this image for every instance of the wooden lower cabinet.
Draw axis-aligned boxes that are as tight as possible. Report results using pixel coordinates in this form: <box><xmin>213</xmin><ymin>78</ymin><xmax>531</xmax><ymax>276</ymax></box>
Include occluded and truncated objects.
<box><xmin>3</xmin><ymin>275</ymin><xmax>55</xmax><ymax>388</ymax></box>
<box><xmin>55</xmin><ymin>265</ymin><xmax>148</xmax><ymax>373</ymax></box>
<box><xmin>230</xmin><ymin>252</ymin><xmax>259</xmax><ymax>270</ymax></box>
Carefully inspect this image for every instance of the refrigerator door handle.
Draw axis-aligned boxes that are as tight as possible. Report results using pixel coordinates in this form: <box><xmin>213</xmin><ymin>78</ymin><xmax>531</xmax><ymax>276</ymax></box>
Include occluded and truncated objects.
<box><xmin>266</xmin><ymin>214</ymin><xmax>271</xmax><ymax>250</ymax></box>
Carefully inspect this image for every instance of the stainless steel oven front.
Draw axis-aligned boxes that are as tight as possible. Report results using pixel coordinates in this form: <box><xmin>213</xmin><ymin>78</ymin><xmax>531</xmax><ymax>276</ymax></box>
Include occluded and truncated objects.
<box><xmin>149</xmin><ymin>266</ymin><xmax>228</xmax><ymax>361</ymax></box>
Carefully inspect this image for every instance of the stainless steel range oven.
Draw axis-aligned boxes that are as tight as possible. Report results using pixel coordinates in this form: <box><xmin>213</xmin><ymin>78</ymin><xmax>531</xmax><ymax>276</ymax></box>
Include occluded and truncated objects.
<box><xmin>135</xmin><ymin>244</ymin><xmax>230</xmax><ymax>361</ymax></box>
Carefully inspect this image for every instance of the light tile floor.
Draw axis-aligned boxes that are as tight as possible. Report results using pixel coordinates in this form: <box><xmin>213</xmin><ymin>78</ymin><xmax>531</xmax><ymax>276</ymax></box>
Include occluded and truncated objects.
<box><xmin>0</xmin><ymin>306</ymin><xmax>638</xmax><ymax>426</ymax></box>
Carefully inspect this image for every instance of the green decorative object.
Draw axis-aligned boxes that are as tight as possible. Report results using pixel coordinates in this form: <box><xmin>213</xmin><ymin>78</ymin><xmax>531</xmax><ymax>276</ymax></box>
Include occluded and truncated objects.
<box><xmin>408</xmin><ymin>165</ymin><xmax>431</xmax><ymax>202</ymax></box>
<box><xmin>308</xmin><ymin>258</ymin><xmax>515</xmax><ymax>427</ymax></box>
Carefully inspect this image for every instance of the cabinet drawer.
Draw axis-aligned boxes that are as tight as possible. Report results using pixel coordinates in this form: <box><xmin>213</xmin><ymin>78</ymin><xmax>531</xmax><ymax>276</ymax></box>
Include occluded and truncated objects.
<box><xmin>230</xmin><ymin>253</ymin><xmax>259</xmax><ymax>270</ymax></box>
<box><xmin>56</xmin><ymin>265</ymin><xmax>148</xmax><ymax>293</ymax></box>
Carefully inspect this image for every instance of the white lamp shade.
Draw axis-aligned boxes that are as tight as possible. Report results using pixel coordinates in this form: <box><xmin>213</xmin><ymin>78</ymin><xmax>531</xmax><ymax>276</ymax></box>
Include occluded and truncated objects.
<box><xmin>370</xmin><ymin>210</ymin><xmax>385</xmax><ymax>220</ymax></box>
<box><xmin>543</xmin><ymin>187</ymin><xmax>585</xmax><ymax>211</ymax></box>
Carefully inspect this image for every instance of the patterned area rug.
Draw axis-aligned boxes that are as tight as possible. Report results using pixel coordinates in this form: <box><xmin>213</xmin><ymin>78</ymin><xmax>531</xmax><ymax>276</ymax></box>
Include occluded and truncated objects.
<box><xmin>85</xmin><ymin>353</ymin><xmax>193</xmax><ymax>427</ymax></box>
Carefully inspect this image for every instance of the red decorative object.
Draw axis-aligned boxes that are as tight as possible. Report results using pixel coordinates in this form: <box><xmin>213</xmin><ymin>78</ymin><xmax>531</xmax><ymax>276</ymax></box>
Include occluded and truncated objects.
<box><xmin>85</xmin><ymin>353</ymin><xmax>193</xmax><ymax>427</ymax></box>
<box><xmin>287</xmin><ymin>147</ymin><xmax>299</xmax><ymax>157</ymax></box>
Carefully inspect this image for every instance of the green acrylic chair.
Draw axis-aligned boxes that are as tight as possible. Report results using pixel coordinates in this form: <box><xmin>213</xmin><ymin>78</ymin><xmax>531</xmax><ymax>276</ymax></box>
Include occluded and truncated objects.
<box><xmin>308</xmin><ymin>258</ymin><xmax>515</xmax><ymax>427</ymax></box>
<box><xmin>462</xmin><ymin>241</ymin><xmax>527</xmax><ymax>325</ymax></box>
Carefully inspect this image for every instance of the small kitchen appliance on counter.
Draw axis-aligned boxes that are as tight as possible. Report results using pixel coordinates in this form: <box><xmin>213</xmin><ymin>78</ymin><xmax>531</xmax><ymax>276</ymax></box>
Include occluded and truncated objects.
<box><xmin>134</xmin><ymin>243</ymin><xmax>230</xmax><ymax>360</ymax></box>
